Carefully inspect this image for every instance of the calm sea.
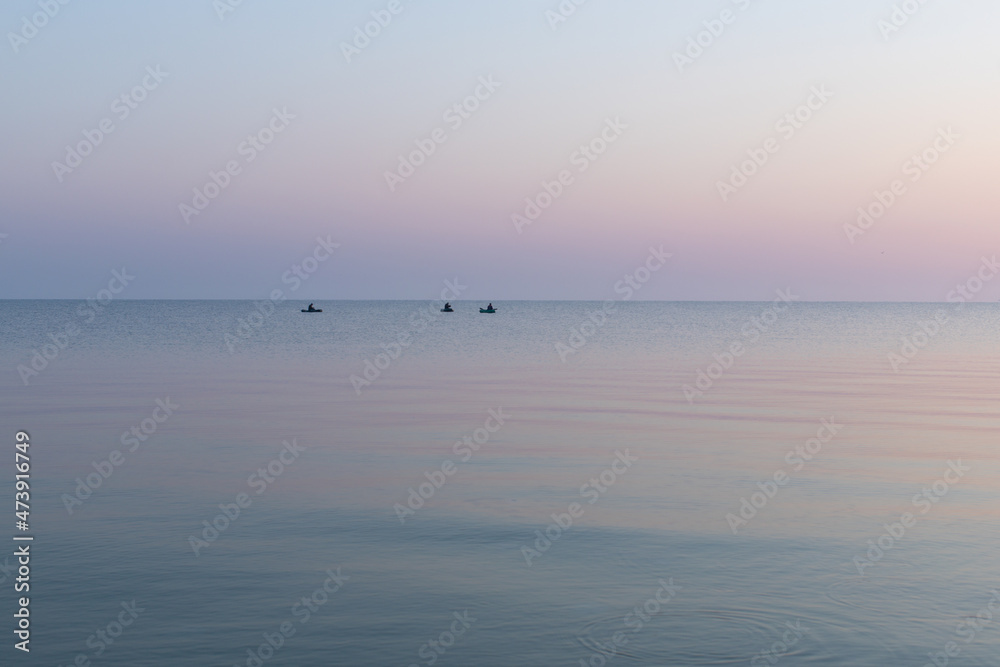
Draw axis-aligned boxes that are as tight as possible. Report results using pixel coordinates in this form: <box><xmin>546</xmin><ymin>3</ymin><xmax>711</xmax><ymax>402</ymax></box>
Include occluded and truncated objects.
<box><xmin>1</xmin><ymin>300</ymin><xmax>999</xmax><ymax>666</ymax></box>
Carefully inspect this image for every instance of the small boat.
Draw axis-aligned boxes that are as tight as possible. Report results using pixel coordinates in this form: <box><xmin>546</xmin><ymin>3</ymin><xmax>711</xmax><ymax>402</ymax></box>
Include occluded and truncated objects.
<box><xmin>479</xmin><ymin>308</ymin><xmax>496</xmax><ymax>314</ymax></box>
<box><xmin>301</xmin><ymin>308</ymin><xmax>322</xmax><ymax>313</ymax></box>
<box><xmin>441</xmin><ymin>307</ymin><xmax>454</xmax><ymax>313</ymax></box>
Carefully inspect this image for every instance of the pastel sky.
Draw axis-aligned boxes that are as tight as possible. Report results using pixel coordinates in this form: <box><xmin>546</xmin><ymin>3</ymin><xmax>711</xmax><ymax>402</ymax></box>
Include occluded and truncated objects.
<box><xmin>2</xmin><ymin>0</ymin><xmax>999</xmax><ymax>300</ymax></box>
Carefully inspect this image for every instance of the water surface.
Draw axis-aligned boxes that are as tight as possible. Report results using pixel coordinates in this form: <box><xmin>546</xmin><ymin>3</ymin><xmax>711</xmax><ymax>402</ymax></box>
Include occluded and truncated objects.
<box><xmin>2</xmin><ymin>300</ymin><xmax>999</xmax><ymax>665</ymax></box>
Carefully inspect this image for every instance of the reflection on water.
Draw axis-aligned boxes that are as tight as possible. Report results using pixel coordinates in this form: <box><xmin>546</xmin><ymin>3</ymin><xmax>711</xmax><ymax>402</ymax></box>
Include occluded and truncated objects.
<box><xmin>1</xmin><ymin>300</ymin><xmax>999</xmax><ymax>665</ymax></box>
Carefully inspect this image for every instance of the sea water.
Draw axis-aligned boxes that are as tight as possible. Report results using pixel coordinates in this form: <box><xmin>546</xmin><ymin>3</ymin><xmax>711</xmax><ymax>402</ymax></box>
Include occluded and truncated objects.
<box><xmin>1</xmin><ymin>300</ymin><xmax>999</xmax><ymax>665</ymax></box>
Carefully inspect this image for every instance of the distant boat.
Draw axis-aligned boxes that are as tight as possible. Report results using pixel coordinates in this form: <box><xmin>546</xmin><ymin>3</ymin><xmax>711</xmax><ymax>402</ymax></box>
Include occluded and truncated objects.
<box><xmin>479</xmin><ymin>307</ymin><xmax>496</xmax><ymax>314</ymax></box>
<box><xmin>441</xmin><ymin>306</ymin><xmax>454</xmax><ymax>312</ymax></box>
<box><xmin>301</xmin><ymin>308</ymin><xmax>322</xmax><ymax>313</ymax></box>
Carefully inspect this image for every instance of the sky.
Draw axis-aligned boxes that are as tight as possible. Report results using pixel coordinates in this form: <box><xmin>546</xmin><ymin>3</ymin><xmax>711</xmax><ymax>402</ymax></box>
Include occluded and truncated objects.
<box><xmin>2</xmin><ymin>0</ymin><xmax>999</xmax><ymax>301</ymax></box>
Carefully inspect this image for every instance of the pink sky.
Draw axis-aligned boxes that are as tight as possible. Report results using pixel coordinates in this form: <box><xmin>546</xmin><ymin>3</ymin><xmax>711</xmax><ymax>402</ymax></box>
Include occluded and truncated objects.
<box><xmin>2</xmin><ymin>0</ymin><xmax>999</xmax><ymax>300</ymax></box>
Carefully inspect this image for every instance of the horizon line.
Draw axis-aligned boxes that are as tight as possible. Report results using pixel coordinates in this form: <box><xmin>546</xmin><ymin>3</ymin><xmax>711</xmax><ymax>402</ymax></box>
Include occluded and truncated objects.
<box><xmin>1</xmin><ymin>298</ymin><xmax>995</xmax><ymax>304</ymax></box>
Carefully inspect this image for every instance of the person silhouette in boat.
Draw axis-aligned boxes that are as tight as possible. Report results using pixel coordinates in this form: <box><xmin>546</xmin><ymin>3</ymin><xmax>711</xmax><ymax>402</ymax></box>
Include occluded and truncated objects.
<box><xmin>487</xmin><ymin>303</ymin><xmax>494</xmax><ymax>310</ymax></box>
<box><xmin>444</xmin><ymin>302</ymin><xmax>452</xmax><ymax>310</ymax></box>
<box><xmin>307</xmin><ymin>303</ymin><xmax>316</xmax><ymax>312</ymax></box>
